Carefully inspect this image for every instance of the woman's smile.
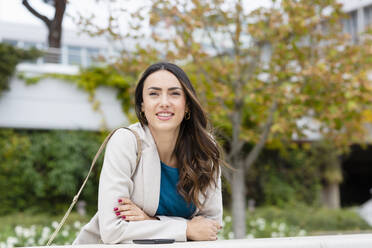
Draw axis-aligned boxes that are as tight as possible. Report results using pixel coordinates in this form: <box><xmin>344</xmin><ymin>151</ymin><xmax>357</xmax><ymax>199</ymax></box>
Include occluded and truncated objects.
<box><xmin>156</xmin><ymin>111</ymin><xmax>175</xmax><ymax>121</ymax></box>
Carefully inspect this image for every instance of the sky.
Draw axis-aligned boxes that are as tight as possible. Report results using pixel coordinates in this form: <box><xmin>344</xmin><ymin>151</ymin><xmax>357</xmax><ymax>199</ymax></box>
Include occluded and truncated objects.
<box><xmin>0</xmin><ymin>0</ymin><xmax>273</xmax><ymax>30</ymax></box>
<box><xmin>0</xmin><ymin>0</ymin><xmax>370</xmax><ymax>32</ymax></box>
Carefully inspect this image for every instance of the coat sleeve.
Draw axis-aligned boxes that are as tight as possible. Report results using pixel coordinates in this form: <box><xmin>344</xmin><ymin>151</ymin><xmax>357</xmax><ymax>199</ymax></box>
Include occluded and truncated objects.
<box><xmin>195</xmin><ymin>170</ymin><xmax>223</xmax><ymax>225</ymax></box>
<box><xmin>98</xmin><ymin>128</ymin><xmax>187</xmax><ymax>244</ymax></box>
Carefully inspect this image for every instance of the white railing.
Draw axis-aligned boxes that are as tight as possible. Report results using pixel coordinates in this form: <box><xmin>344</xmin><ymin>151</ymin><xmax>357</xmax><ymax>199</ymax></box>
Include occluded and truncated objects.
<box><xmin>23</xmin><ymin>47</ymin><xmax>101</xmax><ymax>68</ymax></box>
<box><xmin>26</xmin><ymin>234</ymin><xmax>372</xmax><ymax>248</ymax></box>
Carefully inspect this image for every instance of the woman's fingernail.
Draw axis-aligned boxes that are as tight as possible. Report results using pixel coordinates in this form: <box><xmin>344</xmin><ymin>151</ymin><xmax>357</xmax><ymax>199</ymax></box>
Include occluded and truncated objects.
<box><xmin>114</xmin><ymin>207</ymin><xmax>118</xmax><ymax>211</ymax></box>
<box><xmin>122</xmin><ymin>216</ymin><xmax>126</xmax><ymax>219</ymax></box>
<box><xmin>118</xmin><ymin>199</ymin><xmax>122</xmax><ymax>203</ymax></box>
<box><xmin>116</xmin><ymin>212</ymin><xmax>120</xmax><ymax>216</ymax></box>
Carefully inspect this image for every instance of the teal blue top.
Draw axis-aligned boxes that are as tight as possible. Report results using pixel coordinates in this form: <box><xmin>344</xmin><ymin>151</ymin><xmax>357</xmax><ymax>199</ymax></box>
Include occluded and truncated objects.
<box><xmin>155</xmin><ymin>161</ymin><xmax>196</xmax><ymax>219</ymax></box>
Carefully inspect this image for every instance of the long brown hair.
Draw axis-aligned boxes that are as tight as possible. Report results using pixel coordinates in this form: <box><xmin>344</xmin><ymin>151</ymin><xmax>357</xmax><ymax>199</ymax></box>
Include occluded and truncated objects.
<box><xmin>135</xmin><ymin>62</ymin><xmax>225</xmax><ymax>209</ymax></box>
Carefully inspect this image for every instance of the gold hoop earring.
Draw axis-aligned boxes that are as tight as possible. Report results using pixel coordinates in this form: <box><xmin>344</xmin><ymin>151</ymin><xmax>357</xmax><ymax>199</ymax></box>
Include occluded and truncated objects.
<box><xmin>185</xmin><ymin>111</ymin><xmax>191</xmax><ymax>120</ymax></box>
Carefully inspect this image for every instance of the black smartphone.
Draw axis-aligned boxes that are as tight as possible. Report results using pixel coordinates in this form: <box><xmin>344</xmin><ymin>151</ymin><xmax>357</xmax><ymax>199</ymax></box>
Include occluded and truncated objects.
<box><xmin>133</xmin><ymin>239</ymin><xmax>175</xmax><ymax>244</ymax></box>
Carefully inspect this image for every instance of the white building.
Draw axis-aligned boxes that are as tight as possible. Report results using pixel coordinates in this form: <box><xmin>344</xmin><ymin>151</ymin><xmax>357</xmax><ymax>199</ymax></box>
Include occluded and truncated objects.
<box><xmin>341</xmin><ymin>0</ymin><xmax>372</xmax><ymax>42</ymax></box>
<box><xmin>0</xmin><ymin>21</ymin><xmax>128</xmax><ymax>131</ymax></box>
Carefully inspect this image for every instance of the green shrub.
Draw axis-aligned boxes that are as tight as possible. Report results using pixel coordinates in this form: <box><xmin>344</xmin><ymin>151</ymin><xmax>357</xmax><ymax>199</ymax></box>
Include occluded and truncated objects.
<box><xmin>245</xmin><ymin>147</ymin><xmax>322</xmax><ymax>207</ymax></box>
<box><xmin>0</xmin><ymin>129</ymin><xmax>105</xmax><ymax>215</ymax></box>
<box><xmin>0</xmin><ymin>43</ymin><xmax>41</xmax><ymax>95</ymax></box>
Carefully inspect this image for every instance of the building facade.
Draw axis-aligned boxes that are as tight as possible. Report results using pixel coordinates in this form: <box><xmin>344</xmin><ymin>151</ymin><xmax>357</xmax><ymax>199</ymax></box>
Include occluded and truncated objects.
<box><xmin>0</xmin><ymin>21</ymin><xmax>127</xmax><ymax>131</ymax></box>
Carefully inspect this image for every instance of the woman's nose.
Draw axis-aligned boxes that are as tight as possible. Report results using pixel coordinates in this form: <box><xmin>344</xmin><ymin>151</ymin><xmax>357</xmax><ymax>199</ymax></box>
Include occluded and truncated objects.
<box><xmin>160</xmin><ymin>94</ymin><xmax>170</xmax><ymax>106</ymax></box>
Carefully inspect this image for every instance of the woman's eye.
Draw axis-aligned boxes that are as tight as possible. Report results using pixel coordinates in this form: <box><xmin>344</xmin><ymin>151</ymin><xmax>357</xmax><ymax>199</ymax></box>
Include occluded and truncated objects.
<box><xmin>149</xmin><ymin>92</ymin><xmax>158</xmax><ymax>96</ymax></box>
<box><xmin>172</xmin><ymin>92</ymin><xmax>181</xmax><ymax>96</ymax></box>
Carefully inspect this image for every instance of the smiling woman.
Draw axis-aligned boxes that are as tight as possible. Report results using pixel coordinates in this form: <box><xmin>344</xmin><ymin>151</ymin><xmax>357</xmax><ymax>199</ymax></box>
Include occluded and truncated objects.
<box><xmin>73</xmin><ymin>62</ymin><xmax>228</xmax><ymax>244</ymax></box>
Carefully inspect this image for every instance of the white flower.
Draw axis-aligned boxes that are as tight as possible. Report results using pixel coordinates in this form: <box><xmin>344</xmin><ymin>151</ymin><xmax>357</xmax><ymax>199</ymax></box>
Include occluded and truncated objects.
<box><xmin>0</xmin><ymin>242</ymin><xmax>7</xmax><ymax>248</ymax></box>
<box><xmin>62</xmin><ymin>230</ymin><xmax>69</xmax><ymax>237</ymax></box>
<box><xmin>298</xmin><ymin>230</ymin><xmax>307</xmax><ymax>236</ymax></box>
<box><xmin>26</xmin><ymin>238</ymin><xmax>35</xmax><ymax>246</ymax></box>
<box><xmin>38</xmin><ymin>237</ymin><xmax>46</xmax><ymax>246</ymax></box>
<box><xmin>257</xmin><ymin>218</ymin><xmax>266</xmax><ymax>231</ymax></box>
<box><xmin>14</xmin><ymin>226</ymin><xmax>23</xmax><ymax>237</ymax></box>
<box><xmin>30</xmin><ymin>225</ymin><xmax>36</xmax><ymax>236</ymax></box>
<box><xmin>51</xmin><ymin>221</ymin><xmax>59</xmax><ymax>229</ymax></box>
<box><xmin>23</xmin><ymin>228</ymin><xmax>31</xmax><ymax>238</ymax></box>
<box><xmin>228</xmin><ymin>232</ymin><xmax>234</xmax><ymax>239</ymax></box>
<box><xmin>73</xmin><ymin>221</ymin><xmax>81</xmax><ymax>229</ymax></box>
<box><xmin>278</xmin><ymin>223</ymin><xmax>286</xmax><ymax>232</ymax></box>
<box><xmin>42</xmin><ymin>226</ymin><xmax>51</xmax><ymax>239</ymax></box>
<box><xmin>271</xmin><ymin>232</ymin><xmax>278</xmax><ymax>237</ymax></box>
<box><xmin>256</xmin><ymin>218</ymin><xmax>265</xmax><ymax>226</ymax></box>
<box><xmin>246</xmin><ymin>234</ymin><xmax>255</xmax><ymax>239</ymax></box>
<box><xmin>6</xmin><ymin>237</ymin><xmax>18</xmax><ymax>246</ymax></box>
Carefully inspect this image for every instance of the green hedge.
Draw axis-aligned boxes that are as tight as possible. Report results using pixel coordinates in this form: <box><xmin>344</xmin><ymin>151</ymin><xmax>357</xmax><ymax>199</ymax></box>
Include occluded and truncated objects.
<box><xmin>244</xmin><ymin>147</ymin><xmax>322</xmax><ymax>208</ymax></box>
<box><xmin>0</xmin><ymin>128</ymin><xmax>105</xmax><ymax>215</ymax></box>
<box><xmin>246</xmin><ymin>205</ymin><xmax>371</xmax><ymax>232</ymax></box>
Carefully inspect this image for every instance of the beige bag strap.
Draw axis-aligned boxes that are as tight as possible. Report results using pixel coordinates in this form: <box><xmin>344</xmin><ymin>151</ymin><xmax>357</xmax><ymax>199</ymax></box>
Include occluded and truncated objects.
<box><xmin>46</xmin><ymin>127</ymin><xmax>142</xmax><ymax>246</ymax></box>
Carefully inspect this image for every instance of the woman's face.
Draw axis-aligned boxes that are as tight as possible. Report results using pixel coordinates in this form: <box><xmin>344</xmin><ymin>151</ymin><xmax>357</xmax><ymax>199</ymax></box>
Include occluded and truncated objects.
<box><xmin>141</xmin><ymin>70</ymin><xmax>187</xmax><ymax>134</ymax></box>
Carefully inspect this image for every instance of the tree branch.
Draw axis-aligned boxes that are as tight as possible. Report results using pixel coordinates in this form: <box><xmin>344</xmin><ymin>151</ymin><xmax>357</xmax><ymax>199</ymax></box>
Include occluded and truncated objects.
<box><xmin>22</xmin><ymin>0</ymin><xmax>51</xmax><ymax>27</ymax></box>
<box><xmin>221</xmin><ymin>166</ymin><xmax>232</xmax><ymax>183</ymax></box>
<box><xmin>244</xmin><ymin>100</ymin><xmax>278</xmax><ymax>170</ymax></box>
<box><xmin>226</xmin><ymin>139</ymin><xmax>244</xmax><ymax>162</ymax></box>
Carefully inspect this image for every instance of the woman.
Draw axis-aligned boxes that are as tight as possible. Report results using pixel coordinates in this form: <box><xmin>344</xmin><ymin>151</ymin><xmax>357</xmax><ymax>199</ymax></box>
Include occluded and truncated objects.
<box><xmin>74</xmin><ymin>62</ymin><xmax>225</xmax><ymax>244</ymax></box>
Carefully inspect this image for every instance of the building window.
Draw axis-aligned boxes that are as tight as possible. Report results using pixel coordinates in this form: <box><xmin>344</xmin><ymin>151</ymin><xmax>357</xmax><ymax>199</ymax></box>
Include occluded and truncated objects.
<box><xmin>86</xmin><ymin>47</ymin><xmax>100</xmax><ymax>66</ymax></box>
<box><xmin>364</xmin><ymin>5</ymin><xmax>372</xmax><ymax>29</ymax></box>
<box><xmin>23</xmin><ymin>41</ymin><xmax>37</xmax><ymax>49</ymax></box>
<box><xmin>343</xmin><ymin>10</ymin><xmax>358</xmax><ymax>43</ymax></box>
<box><xmin>68</xmin><ymin>46</ymin><xmax>82</xmax><ymax>65</ymax></box>
<box><xmin>2</xmin><ymin>39</ymin><xmax>18</xmax><ymax>46</ymax></box>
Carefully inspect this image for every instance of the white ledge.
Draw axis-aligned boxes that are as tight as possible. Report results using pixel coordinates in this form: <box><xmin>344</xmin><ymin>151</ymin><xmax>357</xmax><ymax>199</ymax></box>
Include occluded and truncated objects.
<box><xmin>26</xmin><ymin>234</ymin><xmax>372</xmax><ymax>248</ymax></box>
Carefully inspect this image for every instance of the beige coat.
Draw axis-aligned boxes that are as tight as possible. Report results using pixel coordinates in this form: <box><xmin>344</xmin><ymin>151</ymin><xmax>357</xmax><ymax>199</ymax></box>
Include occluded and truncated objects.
<box><xmin>73</xmin><ymin>123</ymin><xmax>223</xmax><ymax>244</ymax></box>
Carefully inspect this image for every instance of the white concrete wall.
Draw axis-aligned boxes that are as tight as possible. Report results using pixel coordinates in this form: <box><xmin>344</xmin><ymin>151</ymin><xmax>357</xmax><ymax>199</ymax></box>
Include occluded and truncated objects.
<box><xmin>26</xmin><ymin>234</ymin><xmax>372</xmax><ymax>248</ymax></box>
<box><xmin>0</xmin><ymin>64</ymin><xmax>128</xmax><ymax>131</ymax></box>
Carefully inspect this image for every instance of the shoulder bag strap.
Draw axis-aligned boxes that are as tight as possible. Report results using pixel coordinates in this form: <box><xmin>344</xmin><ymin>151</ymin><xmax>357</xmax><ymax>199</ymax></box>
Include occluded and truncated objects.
<box><xmin>46</xmin><ymin>127</ymin><xmax>142</xmax><ymax>246</ymax></box>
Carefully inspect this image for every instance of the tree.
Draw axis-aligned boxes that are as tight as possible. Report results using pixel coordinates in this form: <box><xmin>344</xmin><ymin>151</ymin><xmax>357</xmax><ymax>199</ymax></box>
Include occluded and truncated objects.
<box><xmin>74</xmin><ymin>0</ymin><xmax>372</xmax><ymax>238</ymax></box>
<box><xmin>22</xmin><ymin>0</ymin><xmax>67</xmax><ymax>49</ymax></box>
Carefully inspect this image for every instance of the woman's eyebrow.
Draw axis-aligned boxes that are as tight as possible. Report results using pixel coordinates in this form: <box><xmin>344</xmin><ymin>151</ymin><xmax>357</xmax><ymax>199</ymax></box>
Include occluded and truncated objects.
<box><xmin>168</xmin><ymin>87</ymin><xmax>183</xmax><ymax>91</ymax></box>
<box><xmin>147</xmin><ymin>87</ymin><xmax>183</xmax><ymax>91</ymax></box>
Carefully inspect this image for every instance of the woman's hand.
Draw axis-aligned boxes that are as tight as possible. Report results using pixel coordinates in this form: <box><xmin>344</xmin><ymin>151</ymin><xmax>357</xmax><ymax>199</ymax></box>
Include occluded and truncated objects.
<box><xmin>114</xmin><ymin>198</ymin><xmax>157</xmax><ymax>221</ymax></box>
<box><xmin>186</xmin><ymin>216</ymin><xmax>222</xmax><ymax>241</ymax></box>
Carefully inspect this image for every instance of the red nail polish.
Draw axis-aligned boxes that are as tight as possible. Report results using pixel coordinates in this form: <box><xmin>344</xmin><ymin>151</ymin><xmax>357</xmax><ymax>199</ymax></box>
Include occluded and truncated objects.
<box><xmin>116</xmin><ymin>212</ymin><xmax>120</xmax><ymax>216</ymax></box>
<box><xmin>122</xmin><ymin>216</ymin><xmax>126</xmax><ymax>219</ymax></box>
<box><xmin>118</xmin><ymin>199</ymin><xmax>122</xmax><ymax>203</ymax></box>
<box><xmin>114</xmin><ymin>207</ymin><xmax>118</xmax><ymax>211</ymax></box>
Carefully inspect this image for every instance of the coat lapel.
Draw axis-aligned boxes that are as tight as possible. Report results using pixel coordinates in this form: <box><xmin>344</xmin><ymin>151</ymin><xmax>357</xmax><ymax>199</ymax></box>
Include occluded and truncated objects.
<box><xmin>136</xmin><ymin>124</ymin><xmax>161</xmax><ymax>216</ymax></box>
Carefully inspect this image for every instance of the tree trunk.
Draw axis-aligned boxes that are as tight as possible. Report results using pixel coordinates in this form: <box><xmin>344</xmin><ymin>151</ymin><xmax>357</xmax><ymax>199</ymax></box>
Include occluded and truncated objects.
<box><xmin>231</xmin><ymin>162</ymin><xmax>246</xmax><ymax>239</ymax></box>
<box><xmin>48</xmin><ymin>22</ymin><xmax>62</xmax><ymax>48</ymax></box>
<box><xmin>49</xmin><ymin>0</ymin><xmax>66</xmax><ymax>49</ymax></box>
<box><xmin>22</xmin><ymin>0</ymin><xmax>66</xmax><ymax>63</ymax></box>
<box><xmin>321</xmin><ymin>182</ymin><xmax>340</xmax><ymax>209</ymax></box>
